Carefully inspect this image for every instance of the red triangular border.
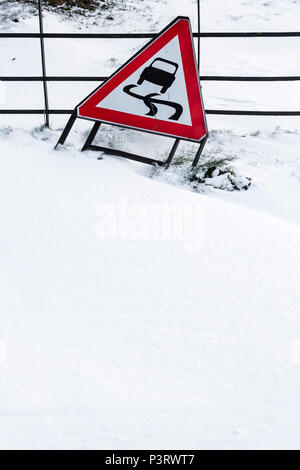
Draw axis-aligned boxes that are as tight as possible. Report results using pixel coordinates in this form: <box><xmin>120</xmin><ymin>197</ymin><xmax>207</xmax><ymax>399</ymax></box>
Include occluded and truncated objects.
<box><xmin>77</xmin><ymin>17</ymin><xmax>207</xmax><ymax>142</ymax></box>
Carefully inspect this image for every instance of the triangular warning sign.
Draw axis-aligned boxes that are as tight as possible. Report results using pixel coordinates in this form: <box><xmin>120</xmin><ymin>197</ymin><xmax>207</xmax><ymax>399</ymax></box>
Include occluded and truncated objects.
<box><xmin>77</xmin><ymin>17</ymin><xmax>208</xmax><ymax>142</ymax></box>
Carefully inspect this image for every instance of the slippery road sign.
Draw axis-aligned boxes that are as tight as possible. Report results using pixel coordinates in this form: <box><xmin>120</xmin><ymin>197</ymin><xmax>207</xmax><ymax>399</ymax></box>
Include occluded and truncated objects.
<box><xmin>55</xmin><ymin>17</ymin><xmax>208</xmax><ymax>168</ymax></box>
<box><xmin>77</xmin><ymin>17</ymin><xmax>208</xmax><ymax>142</ymax></box>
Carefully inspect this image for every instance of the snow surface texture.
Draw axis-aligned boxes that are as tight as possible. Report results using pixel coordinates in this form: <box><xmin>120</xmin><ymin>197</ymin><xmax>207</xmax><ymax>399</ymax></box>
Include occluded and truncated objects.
<box><xmin>0</xmin><ymin>0</ymin><xmax>300</xmax><ymax>450</ymax></box>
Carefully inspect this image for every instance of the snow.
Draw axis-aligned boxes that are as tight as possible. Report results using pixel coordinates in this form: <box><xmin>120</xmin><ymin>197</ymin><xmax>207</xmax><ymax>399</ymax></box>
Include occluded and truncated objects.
<box><xmin>0</xmin><ymin>0</ymin><xmax>300</xmax><ymax>450</ymax></box>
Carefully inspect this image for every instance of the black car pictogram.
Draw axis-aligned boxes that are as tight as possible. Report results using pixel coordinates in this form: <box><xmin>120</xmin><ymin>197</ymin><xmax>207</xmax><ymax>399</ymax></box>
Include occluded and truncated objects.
<box><xmin>137</xmin><ymin>58</ymin><xmax>179</xmax><ymax>94</ymax></box>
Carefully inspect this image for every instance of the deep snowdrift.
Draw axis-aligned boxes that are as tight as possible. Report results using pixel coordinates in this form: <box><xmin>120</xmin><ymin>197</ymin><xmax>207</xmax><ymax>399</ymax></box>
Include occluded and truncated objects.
<box><xmin>0</xmin><ymin>126</ymin><xmax>300</xmax><ymax>449</ymax></box>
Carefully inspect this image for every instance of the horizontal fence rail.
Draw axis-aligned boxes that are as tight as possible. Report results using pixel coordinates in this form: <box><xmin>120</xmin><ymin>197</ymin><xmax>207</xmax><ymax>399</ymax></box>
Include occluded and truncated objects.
<box><xmin>1</xmin><ymin>110</ymin><xmax>299</xmax><ymax>116</ymax></box>
<box><xmin>1</xmin><ymin>76</ymin><xmax>300</xmax><ymax>82</ymax></box>
<box><xmin>1</xmin><ymin>32</ymin><xmax>300</xmax><ymax>38</ymax></box>
<box><xmin>0</xmin><ymin>30</ymin><xmax>299</xmax><ymax>118</ymax></box>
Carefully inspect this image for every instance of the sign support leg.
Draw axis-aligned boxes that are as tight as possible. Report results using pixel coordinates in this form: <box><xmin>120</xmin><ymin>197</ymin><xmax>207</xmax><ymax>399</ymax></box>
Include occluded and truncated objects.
<box><xmin>54</xmin><ymin>110</ymin><xmax>77</xmax><ymax>149</ymax></box>
<box><xmin>81</xmin><ymin>121</ymin><xmax>101</xmax><ymax>151</ymax></box>
<box><xmin>191</xmin><ymin>135</ymin><xmax>208</xmax><ymax>168</ymax></box>
<box><xmin>164</xmin><ymin>138</ymin><xmax>180</xmax><ymax>168</ymax></box>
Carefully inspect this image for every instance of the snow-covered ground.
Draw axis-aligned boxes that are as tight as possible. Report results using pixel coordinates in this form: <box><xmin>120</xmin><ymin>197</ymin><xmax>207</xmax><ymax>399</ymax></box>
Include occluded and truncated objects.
<box><xmin>0</xmin><ymin>0</ymin><xmax>300</xmax><ymax>450</ymax></box>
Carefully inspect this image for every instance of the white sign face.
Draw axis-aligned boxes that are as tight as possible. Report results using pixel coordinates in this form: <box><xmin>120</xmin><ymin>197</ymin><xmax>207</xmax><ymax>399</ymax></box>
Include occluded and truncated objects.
<box><xmin>97</xmin><ymin>36</ymin><xmax>192</xmax><ymax>126</ymax></box>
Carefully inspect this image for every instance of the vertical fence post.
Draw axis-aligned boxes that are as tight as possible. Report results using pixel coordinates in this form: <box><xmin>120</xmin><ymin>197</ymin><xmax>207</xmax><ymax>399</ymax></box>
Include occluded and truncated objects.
<box><xmin>197</xmin><ymin>0</ymin><xmax>201</xmax><ymax>74</ymax></box>
<box><xmin>38</xmin><ymin>0</ymin><xmax>49</xmax><ymax>127</ymax></box>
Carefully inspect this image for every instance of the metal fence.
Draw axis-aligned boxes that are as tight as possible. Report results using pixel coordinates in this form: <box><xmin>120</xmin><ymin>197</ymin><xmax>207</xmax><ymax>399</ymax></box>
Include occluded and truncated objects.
<box><xmin>0</xmin><ymin>0</ymin><xmax>300</xmax><ymax>127</ymax></box>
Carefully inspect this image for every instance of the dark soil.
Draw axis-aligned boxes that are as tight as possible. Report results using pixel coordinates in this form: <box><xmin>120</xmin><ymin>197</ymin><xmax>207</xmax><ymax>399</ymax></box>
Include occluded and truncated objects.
<box><xmin>14</xmin><ymin>0</ymin><xmax>114</xmax><ymax>14</ymax></box>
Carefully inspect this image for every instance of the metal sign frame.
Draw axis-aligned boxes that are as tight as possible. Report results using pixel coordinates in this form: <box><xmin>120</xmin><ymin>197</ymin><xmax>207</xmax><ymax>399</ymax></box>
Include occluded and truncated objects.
<box><xmin>55</xmin><ymin>16</ymin><xmax>208</xmax><ymax>168</ymax></box>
